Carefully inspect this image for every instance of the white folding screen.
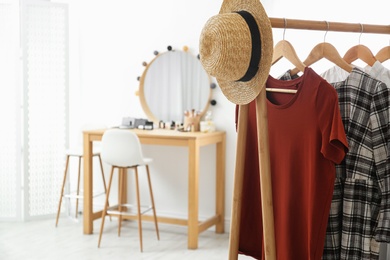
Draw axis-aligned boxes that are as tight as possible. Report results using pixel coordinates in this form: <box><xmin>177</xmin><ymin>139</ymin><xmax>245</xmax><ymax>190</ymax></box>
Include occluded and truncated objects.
<box><xmin>0</xmin><ymin>0</ymin><xmax>68</xmax><ymax>220</ymax></box>
<box><xmin>22</xmin><ymin>0</ymin><xmax>69</xmax><ymax>219</ymax></box>
<box><xmin>0</xmin><ymin>1</ymin><xmax>21</xmax><ymax>221</ymax></box>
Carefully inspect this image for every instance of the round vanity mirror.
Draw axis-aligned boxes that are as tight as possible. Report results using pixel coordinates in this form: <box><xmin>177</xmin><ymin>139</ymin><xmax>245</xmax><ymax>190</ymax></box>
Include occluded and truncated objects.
<box><xmin>139</xmin><ymin>48</ymin><xmax>211</xmax><ymax>123</ymax></box>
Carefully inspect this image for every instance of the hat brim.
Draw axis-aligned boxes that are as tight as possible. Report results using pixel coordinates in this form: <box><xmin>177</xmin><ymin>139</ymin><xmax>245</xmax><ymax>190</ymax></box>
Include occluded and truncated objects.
<box><xmin>217</xmin><ymin>0</ymin><xmax>273</xmax><ymax>105</ymax></box>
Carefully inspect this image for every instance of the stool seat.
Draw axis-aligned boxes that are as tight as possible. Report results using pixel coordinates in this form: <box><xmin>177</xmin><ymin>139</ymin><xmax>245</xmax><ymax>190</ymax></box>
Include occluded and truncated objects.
<box><xmin>65</xmin><ymin>146</ymin><xmax>101</xmax><ymax>157</ymax></box>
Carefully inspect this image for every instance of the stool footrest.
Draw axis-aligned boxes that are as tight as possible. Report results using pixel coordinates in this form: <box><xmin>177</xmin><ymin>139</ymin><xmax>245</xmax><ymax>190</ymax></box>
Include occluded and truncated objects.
<box><xmin>107</xmin><ymin>204</ymin><xmax>153</xmax><ymax>216</ymax></box>
<box><xmin>63</xmin><ymin>190</ymin><xmax>106</xmax><ymax>199</ymax></box>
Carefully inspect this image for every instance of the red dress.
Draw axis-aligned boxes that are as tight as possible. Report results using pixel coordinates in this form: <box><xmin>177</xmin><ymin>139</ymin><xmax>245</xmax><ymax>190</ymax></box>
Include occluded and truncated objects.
<box><xmin>236</xmin><ymin>68</ymin><xmax>348</xmax><ymax>259</ymax></box>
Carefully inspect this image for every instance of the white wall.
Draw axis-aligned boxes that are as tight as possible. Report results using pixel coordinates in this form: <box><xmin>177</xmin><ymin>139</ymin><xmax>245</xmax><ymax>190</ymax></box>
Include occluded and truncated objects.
<box><xmin>66</xmin><ymin>0</ymin><xmax>390</xmax><ymax>231</ymax></box>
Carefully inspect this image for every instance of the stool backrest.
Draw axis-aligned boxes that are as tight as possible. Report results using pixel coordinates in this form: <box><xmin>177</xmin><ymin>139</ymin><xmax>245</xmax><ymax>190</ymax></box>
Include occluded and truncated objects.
<box><xmin>101</xmin><ymin>129</ymin><xmax>145</xmax><ymax>167</ymax></box>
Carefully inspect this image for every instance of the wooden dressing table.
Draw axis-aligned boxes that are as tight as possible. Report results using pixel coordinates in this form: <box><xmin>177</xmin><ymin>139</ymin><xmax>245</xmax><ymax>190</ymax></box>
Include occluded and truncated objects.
<box><xmin>83</xmin><ymin>128</ymin><xmax>226</xmax><ymax>249</ymax></box>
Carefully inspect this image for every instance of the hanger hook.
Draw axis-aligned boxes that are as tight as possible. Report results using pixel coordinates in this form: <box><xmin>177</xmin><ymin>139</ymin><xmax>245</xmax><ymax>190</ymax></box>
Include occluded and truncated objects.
<box><xmin>359</xmin><ymin>23</ymin><xmax>364</xmax><ymax>45</ymax></box>
<box><xmin>324</xmin><ymin>21</ymin><xmax>329</xmax><ymax>42</ymax></box>
<box><xmin>283</xmin><ymin>18</ymin><xmax>287</xmax><ymax>40</ymax></box>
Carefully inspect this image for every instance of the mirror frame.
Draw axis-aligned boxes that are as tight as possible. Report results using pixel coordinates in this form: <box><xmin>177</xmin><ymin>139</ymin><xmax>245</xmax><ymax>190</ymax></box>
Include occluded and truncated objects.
<box><xmin>138</xmin><ymin>49</ymin><xmax>212</xmax><ymax>124</ymax></box>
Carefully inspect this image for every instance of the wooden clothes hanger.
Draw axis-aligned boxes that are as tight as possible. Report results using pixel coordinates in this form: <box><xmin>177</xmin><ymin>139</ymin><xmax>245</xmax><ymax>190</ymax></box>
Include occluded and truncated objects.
<box><xmin>343</xmin><ymin>44</ymin><xmax>377</xmax><ymax>66</ymax></box>
<box><xmin>290</xmin><ymin>42</ymin><xmax>353</xmax><ymax>75</ymax></box>
<box><xmin>375</xmin><ymin>45</ymin><xmax>390</xmax><ymax>62</ymax></box>
<box><xmin>290</xmin><ymin>22</ymin><xmax>354</xmax><ymax>76</ymax></box>
<box><xmin>268</xmin><ymin>40</ymin><xmax>304</xmax><ymax>94</ymax></box>
<box><xmin>268</xmin><ymin>19</ymin><xmax>306</xmax><ymax>94</ymax></box>
<box><xmin>343</xmin><ymin>24</ymin><xmax>377</xmax><ymax>66</ymax></box>
<box><xmin>271</xmin><ymin>39</ymin><xmax>306</xmax><ymax>72</ymax></box>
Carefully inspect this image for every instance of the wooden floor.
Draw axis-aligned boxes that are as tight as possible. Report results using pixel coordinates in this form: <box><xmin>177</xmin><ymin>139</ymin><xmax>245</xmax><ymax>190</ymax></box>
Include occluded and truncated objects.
<box><xmin>0</xmin><ymin>216</ymin><xmax>253</xmax><ymax>260</ymax></box>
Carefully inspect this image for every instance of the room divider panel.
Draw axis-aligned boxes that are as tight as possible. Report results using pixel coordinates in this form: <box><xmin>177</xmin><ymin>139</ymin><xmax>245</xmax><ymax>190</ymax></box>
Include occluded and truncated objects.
<box><xmin>0</xmin><ymin>0</ymin><xmax>69</xmax><ymax>221</ymax></box>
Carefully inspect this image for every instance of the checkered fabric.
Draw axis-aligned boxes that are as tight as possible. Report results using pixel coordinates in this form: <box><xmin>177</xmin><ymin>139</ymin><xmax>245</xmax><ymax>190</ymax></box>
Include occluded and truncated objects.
<box><xmin>279</xmin><ymin>68</ymin><xmax>390</xmax><ymax>260</ymax></box>
<box><xmin>363</xmin><ymin>62</ymin><xmax>390</xmax><ymax>244</ymax></box>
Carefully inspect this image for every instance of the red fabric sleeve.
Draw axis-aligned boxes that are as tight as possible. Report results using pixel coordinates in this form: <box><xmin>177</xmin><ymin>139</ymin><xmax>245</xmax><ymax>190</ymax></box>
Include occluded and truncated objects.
<box><xmin>316</xmin><ymin>81</ymin><xmax>349</xmax><ymax>164</ymax></box>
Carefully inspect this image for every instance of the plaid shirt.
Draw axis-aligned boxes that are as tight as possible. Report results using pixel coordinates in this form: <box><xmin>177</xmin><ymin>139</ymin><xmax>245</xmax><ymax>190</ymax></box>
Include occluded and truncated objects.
<box><xmin>363</xmin><ymin>62</ymin><xmax>390</xmax><ymax>243</ymax></box>
<box><xmin>280</xmin><ymin>68</ymin><xmax>390</xmax><ymax>260</ymax></box>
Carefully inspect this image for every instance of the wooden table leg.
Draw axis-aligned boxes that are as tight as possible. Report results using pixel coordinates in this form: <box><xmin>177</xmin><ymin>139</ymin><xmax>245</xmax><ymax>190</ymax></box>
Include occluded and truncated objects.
<box><xmin>228</xmin><ymin>104</ymin><xmax>249</xmax><ymax>260</ymax></box>
<box><xmin>83</xmin><ymin>132</ymin><xmax>93</xmax><ymax>234</ymax></box>
<box><xmin>216</xmin><ymin>134</ymin><xmax>226</xmax><ymax>233</ymax></box>
<box><xmin>188</xmin><ymin>139</ymin><xmax>199</xmax><ymax>249</ymax></box>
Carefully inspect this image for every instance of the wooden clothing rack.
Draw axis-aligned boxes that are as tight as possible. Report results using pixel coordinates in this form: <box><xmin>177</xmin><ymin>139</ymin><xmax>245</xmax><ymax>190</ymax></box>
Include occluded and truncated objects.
<box><xmin>270</xmin><ymin>17</ymin><xmax>390</xmax><ymax>34</ymax></box>
<box><xmin>228</xmin><ymin>17</ymin><xmax>390</xmax><ymax>260</ymax></box>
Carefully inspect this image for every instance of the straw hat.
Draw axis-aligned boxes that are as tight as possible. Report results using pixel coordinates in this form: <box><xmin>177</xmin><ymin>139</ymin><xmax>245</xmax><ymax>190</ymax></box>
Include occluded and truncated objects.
<box><xmin>199</xmin><ymin>0</ymin><xmax>273</xmax><ymax>105</ymax></box>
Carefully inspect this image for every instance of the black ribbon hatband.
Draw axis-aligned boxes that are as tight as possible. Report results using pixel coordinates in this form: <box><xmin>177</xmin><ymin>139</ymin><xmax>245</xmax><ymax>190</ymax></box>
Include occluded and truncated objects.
<box><xmin>235</xmin><ymin>10</ymin><xmax>262</xmax><ymax>82</ymax></box>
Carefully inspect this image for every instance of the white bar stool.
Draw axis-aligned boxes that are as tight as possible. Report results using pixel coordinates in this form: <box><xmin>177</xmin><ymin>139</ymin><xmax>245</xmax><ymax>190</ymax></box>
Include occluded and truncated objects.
<box><xmin>97</xmin><ymin>129</ymin><xmax>159</xmax><ymax>252</ymax></box>
<box><xmin>55</xmin><ymin>146</ymin><xmax>108</xmax><ymax>226</ymax></box>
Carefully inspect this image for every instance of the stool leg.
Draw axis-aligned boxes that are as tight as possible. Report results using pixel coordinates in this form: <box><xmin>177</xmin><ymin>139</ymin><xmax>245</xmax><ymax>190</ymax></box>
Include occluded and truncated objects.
<box><xmin>134</xmin><ymin>167</ymin><xmax>143</xmax><ymax>252</ymax></box>
<box><xmin>118</xmin><ymin>168</ymin><xmax>124</xmax><ymax>237</ymax></box>
<box><xmin>97</xmin><ymin>154</ymin><xmax>108</xmax><ymax>192</ymax></box>
<box><xmin>55</xmin><ymin>155</ymin><xmax>70</xmax><ymax>227</ymax></box>
<box><xmin>75</xmin><ymin>156</ymin><xmax>82</xmax><ymax>218</ymax></box>
<box><xmin>98</xmin><ymin>166</ymin><xmax>115</xmax><ymax>248</ymax></box>
<box><xmin>96</xmin><ymin>154</ymin><xmax>111</xmax><ymax>221</ymax></box>
<box><xmin>146</xmin><ymin>165</ymin><xmax>159</xmax><ymax>240</ymax></box>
